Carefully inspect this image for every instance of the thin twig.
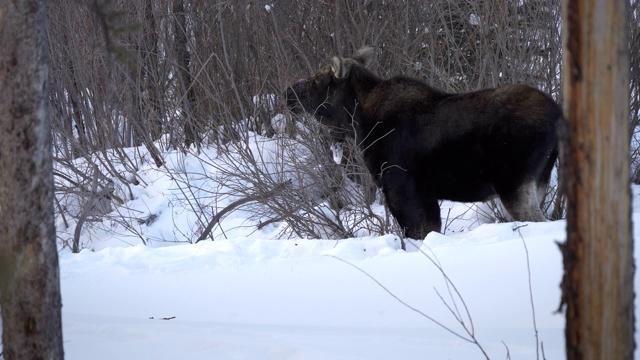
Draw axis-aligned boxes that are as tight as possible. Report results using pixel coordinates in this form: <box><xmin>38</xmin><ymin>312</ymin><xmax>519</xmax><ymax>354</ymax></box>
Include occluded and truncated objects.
<box><xmin>405</xmin><ymin>242</ymin><xmax>491</xmax><ymax>359</ymax></box>
<box><xmin>514</xmin><ymin>224</ymin><xmax>541</xmax><ymax>360</ymax></box>
<box><xmin>325</xmin><ymin>254</ymin><xmax>476</xmax><ymax>344</ymax></box>
<box><xmin>502</xmin><ymin>340</ymin><xmax>512</xmax><ymax>360</ymax></box>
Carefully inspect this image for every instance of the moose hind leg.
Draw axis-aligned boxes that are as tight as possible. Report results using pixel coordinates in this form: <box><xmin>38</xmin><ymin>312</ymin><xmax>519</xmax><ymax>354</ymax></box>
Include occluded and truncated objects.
<box><xmin>536</xmin><ymin>146</ymin><xmax>558</xmax><ymax>208</ymax></box>
<box><xmin>499</xmin><ymin>180</ymin><xmax>546</xmax><ymax>222</ymax></box>
<box><xmin>536</xmin><ymin>183</ymin><xmax>547</xmax><ymax>208</ymax></box>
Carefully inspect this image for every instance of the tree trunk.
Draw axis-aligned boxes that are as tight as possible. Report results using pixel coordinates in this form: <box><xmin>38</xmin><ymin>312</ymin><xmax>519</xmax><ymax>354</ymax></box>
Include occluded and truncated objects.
<box><xmin>561</xmin><ymin>1</ymin><xmax>634</xmax><ymax>359</ymax></box>
<box><xmin>142</xmin><ymin>0</ymin><xmax>163</xmax><ymax>142</ymax></box>
<box><xmin>173</xmin><ymin>0</ymin><xmax>200</xmax><ymax>150</ymax></box>
<box><xmin>0</xmin><ymin>0</ymin><xmax>64</xmax><ymax>358</ymax></box>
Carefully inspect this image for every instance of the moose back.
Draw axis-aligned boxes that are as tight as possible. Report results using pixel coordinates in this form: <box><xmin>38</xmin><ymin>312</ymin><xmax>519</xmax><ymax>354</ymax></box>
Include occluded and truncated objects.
<box><xmin>286</xmin><ymin>46</ymin><xmax>560</xmax><ymax>239</ymax></box>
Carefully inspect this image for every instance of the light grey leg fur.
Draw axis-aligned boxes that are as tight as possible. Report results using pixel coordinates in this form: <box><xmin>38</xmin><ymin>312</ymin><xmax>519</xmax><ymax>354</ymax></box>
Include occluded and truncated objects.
<box><xmin>536</xmin><ymin>180</ymin><xmax>549</xmax><ymax>208</ymax></box>
<box><xmin>501</xmin><ymin>181</ymin><xmax>546</xmax><ymax>222</ymax></box>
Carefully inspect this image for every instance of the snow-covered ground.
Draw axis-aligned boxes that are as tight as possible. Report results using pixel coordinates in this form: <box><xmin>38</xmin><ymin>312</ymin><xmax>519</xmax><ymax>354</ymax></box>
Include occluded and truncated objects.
<box><xmin>38</xmin><ymin>131</ymin><xmax>640</xmax><ymax>358</ymax></box>
<box><xmin>61</xmin><ymin>224</ymin><xmax>571</xmax><ymax>359</ymax></box>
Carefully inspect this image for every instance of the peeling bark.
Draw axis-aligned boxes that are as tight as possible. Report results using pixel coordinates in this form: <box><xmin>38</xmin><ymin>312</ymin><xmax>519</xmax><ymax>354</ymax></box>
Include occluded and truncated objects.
<box><xmin>561</xmin><ymin>1</ymin><xmax>634</xmax><ymax>358</ymax></box>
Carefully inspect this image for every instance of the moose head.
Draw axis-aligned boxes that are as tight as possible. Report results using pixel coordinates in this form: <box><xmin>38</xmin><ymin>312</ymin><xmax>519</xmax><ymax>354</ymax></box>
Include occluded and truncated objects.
<box><xmin>285</xmin><ymin>46</ymin><xmax>377</xmax><ymax>144</ymax></box>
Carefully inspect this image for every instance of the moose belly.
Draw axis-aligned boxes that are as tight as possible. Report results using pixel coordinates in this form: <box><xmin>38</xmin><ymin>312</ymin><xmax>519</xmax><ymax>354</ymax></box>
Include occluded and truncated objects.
<box><xmin>421</xmin><ymin>171</ymin><xmax>496</xmax><ymax>202</ymax></box>
<box><xmin>413</xmin><ymin>146</ymin><xmax>499</xmax><ymax>202</ymax></box>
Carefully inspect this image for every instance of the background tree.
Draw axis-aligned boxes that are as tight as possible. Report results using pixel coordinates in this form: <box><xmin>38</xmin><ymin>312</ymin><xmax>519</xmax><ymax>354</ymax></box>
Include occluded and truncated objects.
<box><xmin>0</xmin><ymin>0</ymin><xmax>64</xmax><ymax>358</ymax></box>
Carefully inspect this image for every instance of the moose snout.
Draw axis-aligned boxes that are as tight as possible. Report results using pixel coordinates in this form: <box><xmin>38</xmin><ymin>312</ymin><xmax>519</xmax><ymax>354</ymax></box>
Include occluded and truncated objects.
<box><xmin>285</xmin><ymin>80</ymin><xmax>307</xmax><ymax>114</ymax></box>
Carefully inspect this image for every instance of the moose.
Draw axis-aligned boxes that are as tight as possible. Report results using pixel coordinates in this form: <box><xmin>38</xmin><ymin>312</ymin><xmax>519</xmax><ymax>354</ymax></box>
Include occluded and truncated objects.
<box><xmin>286</xmin><ymin>46</ymin><xmax>560</xmax><ymax>240</ymax></box>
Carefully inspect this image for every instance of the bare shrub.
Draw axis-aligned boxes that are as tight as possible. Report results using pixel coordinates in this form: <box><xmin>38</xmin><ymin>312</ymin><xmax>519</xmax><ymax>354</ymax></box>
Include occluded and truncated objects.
<box><xmin>188</xmin><ymin>110</ymin><xmax>399</xmax><ymax>241</ymax></box>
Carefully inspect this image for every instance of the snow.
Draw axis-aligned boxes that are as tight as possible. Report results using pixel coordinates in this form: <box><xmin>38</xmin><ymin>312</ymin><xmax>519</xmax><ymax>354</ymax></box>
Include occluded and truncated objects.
<box><xmin>8</xmin><ymin>128</ymin><xmax>640</xmax><ymax>359</ymax></box>
<box><xmin>469</xmin><ymin>14</ymin><xmax>481</xmax><ymax>26</ymax></box>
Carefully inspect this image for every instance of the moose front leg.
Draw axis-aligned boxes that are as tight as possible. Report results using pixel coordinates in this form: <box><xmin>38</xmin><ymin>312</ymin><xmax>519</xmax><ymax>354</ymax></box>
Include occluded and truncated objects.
<box><xmin>382</xmin><ymin>175</ymin><xmax>441</xmax><ymax>240</ymax></box>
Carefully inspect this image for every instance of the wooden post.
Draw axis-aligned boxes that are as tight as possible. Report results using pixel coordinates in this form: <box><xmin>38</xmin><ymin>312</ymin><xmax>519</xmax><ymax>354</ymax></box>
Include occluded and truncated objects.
<box><xmin>561</xmin><ymin>0</ymin><xmax>634</xmax><ymax>359</ymax></box>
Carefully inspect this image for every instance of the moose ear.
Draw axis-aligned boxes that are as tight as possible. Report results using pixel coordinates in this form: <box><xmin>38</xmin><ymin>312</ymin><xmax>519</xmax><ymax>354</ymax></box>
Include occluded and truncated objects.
<box><xmin>331</xmin><ymin>46</ymin><xmax>376</xmax><ymax>79</ymax></box>
<box><xmin>331</xmin><ymin>56</ymin><xmax>350</xmax><ymax>79</ymax></box>
<box><xmin>352</xmin><ymin>45</ymin><xmax>376</xmax><ymax>68</ymax></box>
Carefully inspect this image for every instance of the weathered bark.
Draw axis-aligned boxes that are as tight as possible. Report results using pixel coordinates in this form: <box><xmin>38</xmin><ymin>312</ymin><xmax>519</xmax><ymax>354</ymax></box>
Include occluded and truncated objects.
<box><xmin>141</xmin><ymin>0</ymin><xmax>163</xmax><ymax>142</ymax></box>
<box><xmin>173</xmin><ymin>0</ymin><xmax>200</xmax><ymax>149</ymax></box>
<box><xmin>0</xmin><ymin>0</ymin><xmax>64</xmax><ymax>358</ymax></box>
<box><xmin>128</xmin><ymin>0</ymin><xmax>164</xmax><ymax>168</ymax></box>
<box><xmin>561</xmin><ymin>1</ymin><xmax>634</xmax><ymax>359</ymax></box>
